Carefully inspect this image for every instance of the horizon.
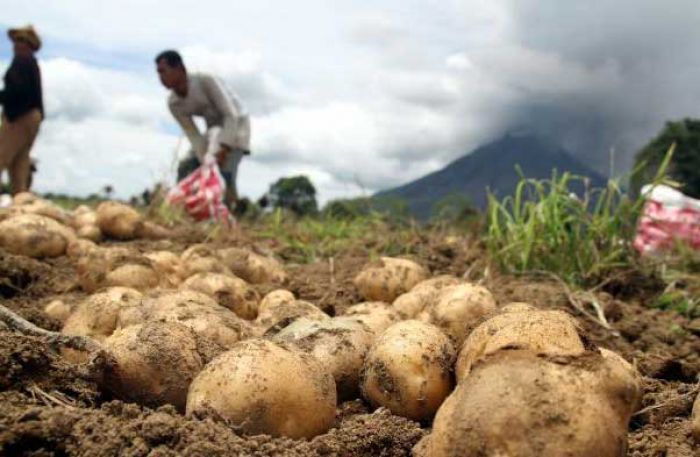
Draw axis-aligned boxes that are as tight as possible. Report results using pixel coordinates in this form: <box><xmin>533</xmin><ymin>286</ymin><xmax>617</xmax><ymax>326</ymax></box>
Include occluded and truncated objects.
<box><xmin>2</xmin><ymin>1</ymin><xmax>700</xmax><ymax>203</ymax></box>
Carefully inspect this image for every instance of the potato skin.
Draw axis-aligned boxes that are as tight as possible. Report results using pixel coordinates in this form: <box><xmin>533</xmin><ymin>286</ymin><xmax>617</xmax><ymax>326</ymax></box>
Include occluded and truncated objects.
<box><xmin>186</xmin><ymin>339</ymin><xmax>337</xmax><ymax>439</ymax></box>
<box><xmin>353</xmin><ymin>257</ymin><xmax>428</xmax><ymax>303</ymax></box>
<box><xmin>361</xmin><ymin>320</ymin><xmax>455</xmax><ymax>422</ymax></box>
<box><xmin>96</xmin><ymin>201</ymin><xmax>143</xmax><ymax>240</ymax></box>
<box><xmin>0</xmin><ymin>214</ymin><xmax>75</xmax><ymax>258</ymax></box>
<box><xmin>76</xmin><ymin>249</ymin><xmax>159</xmax><ymax>292</ymax></box>
<box><xmin>427</xmin><ymin>283</ymin><xmax>497</xmax><ymax>345</ymax></box>
<box><xmin>104</xmin><ymin>321</ymin><xmax>206</xmax><ymax>411</ymax></box>
<box><xmin>392</xmin><ymin>275</ymin><xmax>462</xmax><ymax>318</ymax></box>
<box><xmin>272</xmin><ymin>317</ymin><xmax>375</xmax><ymax>400</ymax></box>
<box><xmin>218</xmin><ymin>247</ymin><xmax>288</xmax><ymax>284</ymax></box>
<box><xmin>344</xmin><ymin>302</ymin><xmax>401</xmax><ymax>335</ymax></box>
<box><xmin>420</xmin><ymin>350</ymin><xmax>641</xmax><ymax>457</ymax></box>
<box><xmin>44</xmin><ymin>300</ymin><xmax>73</xmax><ymax>323</ymax></box>
<box><xmin>181</xmin><ymin>272</ymin><xmax>260</xmax><ymax>320</ymax></box>
<box><xmin>455</xmin><ymin>309</ymin><xmax>586</xmax><ymax>381</ymax></box>
<box><xmin>257</xmin><ymin>298</ymin><xmax>329</xmax><ymax>333</ymax></box>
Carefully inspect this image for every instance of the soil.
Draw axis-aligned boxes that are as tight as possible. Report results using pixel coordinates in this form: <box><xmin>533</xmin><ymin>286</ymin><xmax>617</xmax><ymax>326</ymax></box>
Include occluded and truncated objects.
<box><xmin>0</xmin><ymin>227</ymin><xmax>698</xmax><ymax>456</ymax></box>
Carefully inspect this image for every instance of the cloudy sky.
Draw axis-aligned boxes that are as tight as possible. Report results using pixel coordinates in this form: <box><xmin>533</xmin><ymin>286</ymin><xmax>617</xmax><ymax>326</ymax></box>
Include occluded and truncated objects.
<box><xmin>2</xmin><ymin>1</ymin><xmax>700</xmax><ymax>202</ymax></box>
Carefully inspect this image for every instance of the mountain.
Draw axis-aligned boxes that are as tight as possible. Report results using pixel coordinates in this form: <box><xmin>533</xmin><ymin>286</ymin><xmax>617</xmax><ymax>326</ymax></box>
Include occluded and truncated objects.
<box><xmin>375</xmin><ymin>134</ymin><xmax>608</xmax><ymax>219</ymax></box>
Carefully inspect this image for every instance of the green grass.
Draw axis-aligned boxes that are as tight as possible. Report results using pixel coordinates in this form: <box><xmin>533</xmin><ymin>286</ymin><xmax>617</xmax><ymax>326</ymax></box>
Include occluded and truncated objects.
<box><xmin>486</xmin><ymin>146</ymin><xmax>675</xmax><ymax>287</ymax></box>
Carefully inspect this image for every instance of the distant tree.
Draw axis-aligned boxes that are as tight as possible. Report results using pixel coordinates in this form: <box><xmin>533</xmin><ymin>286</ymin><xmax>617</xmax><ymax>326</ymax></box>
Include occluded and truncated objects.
<box><xmin>630</xmin><ymin>119</ymin><xmax>700</xmax><ymax>198</ymax></box>
<box><xmin>267</xmin><ymin>175</ymin><xmax>318</xmax><ymax>216</ymax></box>
<box><xmin>430</xmin><ymin>193</ymin><xmax>477</xmax><ymax>222</ymax></box>
<box><xmin>322</xmin><ymin>197</ymin><xmax>373</xmax><ymax>219</ymax></box>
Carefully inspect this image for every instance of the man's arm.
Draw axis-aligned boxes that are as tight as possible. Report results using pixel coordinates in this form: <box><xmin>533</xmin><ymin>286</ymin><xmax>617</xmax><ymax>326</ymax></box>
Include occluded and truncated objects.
<box><xmin>200</xmin><ymin>75</ymin><xmax>242</xmax><ymax>151</ymax></box>
<box><xmin>169</xmin><ymin>104</ymin><xmax>207</xmax><ymax>160</ymax></box>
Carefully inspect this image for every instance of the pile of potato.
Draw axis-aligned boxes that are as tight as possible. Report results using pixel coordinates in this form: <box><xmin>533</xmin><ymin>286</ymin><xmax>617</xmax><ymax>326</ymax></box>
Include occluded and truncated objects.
<box><xmin>18</xmin><ymin>203</ymin><xmax>644</xmax><ymax>452</ymax></box>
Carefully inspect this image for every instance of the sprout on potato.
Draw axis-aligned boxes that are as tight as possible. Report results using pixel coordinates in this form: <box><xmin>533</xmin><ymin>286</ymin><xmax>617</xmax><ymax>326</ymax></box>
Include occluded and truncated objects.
<box><xmin>186</xmin><ymin>339</ymin><xmax>336</xmax><ymax>439</ymax></box>
<box><xmin>361</xmin><ymin>320</ymin><xmax>455</xmax><ymax>422</ymax></box>
<box><xmin>353</xmin><ymin>257</ymin><xmax>429</xmax><ymax>303</ymax></box>
<box><xmin>272</xmin><ymin>316</ymin><xmax>375</xmax><ymax>400</ymax></box>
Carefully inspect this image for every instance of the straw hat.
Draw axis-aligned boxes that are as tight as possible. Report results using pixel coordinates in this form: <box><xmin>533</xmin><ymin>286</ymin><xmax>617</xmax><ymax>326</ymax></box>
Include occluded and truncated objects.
<box><xmin>8</xmin><ymin>25</ymin><xmax>41</xmax><ymax>51</ymax></box>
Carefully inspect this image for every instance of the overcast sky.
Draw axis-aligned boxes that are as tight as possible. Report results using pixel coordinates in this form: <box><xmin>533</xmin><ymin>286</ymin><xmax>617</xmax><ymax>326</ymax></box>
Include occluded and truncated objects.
<box><xmin>2</xmin><ymin>1</ymin><xmax>700</xmax><ymax>202</ymax></box>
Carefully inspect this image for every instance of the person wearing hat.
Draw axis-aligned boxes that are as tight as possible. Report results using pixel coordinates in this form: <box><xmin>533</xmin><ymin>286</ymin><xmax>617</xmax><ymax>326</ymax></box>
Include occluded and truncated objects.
<box><xmin>155</xmin><ymin>49</ymin><xmax>251</xmax><ymax>209</ymax></box>
<box><xmin>0</xmin><ymin>25</ymin><xmax>43</xmax><ymax>195</ymax></box>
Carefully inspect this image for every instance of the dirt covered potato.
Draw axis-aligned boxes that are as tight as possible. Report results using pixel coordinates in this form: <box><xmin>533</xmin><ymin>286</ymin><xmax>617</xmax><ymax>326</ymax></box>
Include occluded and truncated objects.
<box><xmin>144</xmin><ymin>251</ymin><xmax>182</xmax><ymax>287</ymax></box>
<box><xmin>104</xmin><ymin>321</ymin><xmax>212</xmax><ymax>411</ymax></box>
<box><xmin>12</xmin><ymin>193</ymin><xmax>70</xmax><ymax>224</ymax></box>
<box><xmin>0</xmin><ymin>214</ymin><xmax>75</xmax><ymax>258</ymax></box>
<box><xmin>259</xmin><ymin>289</ymin><xmax>296</xmax><ymax>315</ymax></box>
<box><xmin>186</xmin><ymin>339</ymin><xmax>336</xmax><ymax>439</ymax></box>
<box><xmin>120</xmin><ymin>290</ymin><xmax>255</xmax><ymax>348</ymax></box>
<box><xmin>272</xmin><ymin>317</ymin><xmax>375</xmax><ymax>399</ymax></box>
<box><xmin>417</xmin><ymin>350</ymin><xmax>642</xmax><ymax>457</ymax></box>
<box><xmin>218</xmin><ymin>247</ymin><xmax>288</xmax><ymax>284</ymax></box>
<box><xmin>455</xmin><ymin>309</ymin><xmax>586</xmax><ymax>381</ymax></box>
<box><xmin>257</xmin><ymin>298</ymin><xmax>329</xmax><ymax>333</ymax></box>
<box><xmin>182</xmin><ymin>272</ymin><xmax>259</xmax><ymax>320</ymax></box>
<box><xmin>361</xmin><ymin>320</ymin><xmax>455</xmax><ymax>421</ymax></box>
<box><xmin>392</xmin><ymin>275</ymin><xmax>462</xmax><ymax>318</ymax></box>
<box><xmin>354</xmin><ymin>257</ymin><xmax>429</xmax><ymax>303</ymax></box>
<box><xmin>179</xmin><ymin>245</ymin><xmax>233</xmax><ymax>279</ymax></box>
<box><xmin>344</xmin><ymin>302</ymin><xmax>401</xmax><ymax>335</ymax></box>
<box><xmin>426</xmin><ymin>283</ymin><xmax>497</xmax><ymax>345</ymax></box>
<box><xmin>96</xmin><ymin>201</ymin><xmax>144</xmax><ymax>240</ymax></box>
<box><xmin>76</xmin><ymin>248</ymin><xmax>159</xmax><ymax>292</ymax></box>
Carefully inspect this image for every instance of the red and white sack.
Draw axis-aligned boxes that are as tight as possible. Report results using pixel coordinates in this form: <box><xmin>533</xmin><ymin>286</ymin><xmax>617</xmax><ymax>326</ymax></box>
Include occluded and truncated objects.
<box><xmin>167</xmin><ymin>161</ymin><xmax>232</xmax><ymax>224</ymax></box>
<box><xmin>633</xmin><ymin>184</ymin><xmax>700</xmax><ymax>254</ymax></box>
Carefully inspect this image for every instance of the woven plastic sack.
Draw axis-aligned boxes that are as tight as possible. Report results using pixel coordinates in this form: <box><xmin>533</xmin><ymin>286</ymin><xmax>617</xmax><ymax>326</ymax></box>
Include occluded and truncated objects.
<box><xmin>167</xmin><ymin>161</ymin><xmax>232</xmax><ymax>223</ymax></box>
<box><xmin>633</xmin><ymin>184</ymin><xmax>700</xmax><ymax>254</ymax></box>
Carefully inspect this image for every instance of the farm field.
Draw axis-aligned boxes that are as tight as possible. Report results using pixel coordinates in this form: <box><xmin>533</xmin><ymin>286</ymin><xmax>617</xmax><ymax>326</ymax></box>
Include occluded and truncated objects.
<box><xmin>0</xmin><ymin>198</ymin><xmax>698</xmax><ymax>456</ymax></box>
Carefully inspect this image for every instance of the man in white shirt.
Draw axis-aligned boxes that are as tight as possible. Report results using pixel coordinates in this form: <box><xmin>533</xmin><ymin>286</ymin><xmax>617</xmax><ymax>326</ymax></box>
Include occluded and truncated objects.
<box><xmin>155</xmin><ymin>50</ymin><xmax>251</xmax><ymax>207</ymax></box>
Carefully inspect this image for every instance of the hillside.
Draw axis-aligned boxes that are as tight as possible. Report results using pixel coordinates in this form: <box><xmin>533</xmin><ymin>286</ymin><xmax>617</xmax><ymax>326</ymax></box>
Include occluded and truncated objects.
<box><xmin>375</xmin><ymin>134</ymin><xmax>607</xmax><ymax>219</ymax></box>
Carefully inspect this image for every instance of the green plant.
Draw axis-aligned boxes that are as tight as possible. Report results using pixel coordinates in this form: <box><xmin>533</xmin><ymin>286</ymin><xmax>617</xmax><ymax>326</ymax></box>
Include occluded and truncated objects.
<box><xmin>486</xmin><ymin>146</ymin><xmax>674</xmax><ymax>287</ymax></box>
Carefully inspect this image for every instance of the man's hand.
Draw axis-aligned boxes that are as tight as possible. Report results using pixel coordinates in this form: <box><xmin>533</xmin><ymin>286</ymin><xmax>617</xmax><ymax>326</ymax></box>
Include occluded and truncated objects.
<box><xmin>215</xmin><ymin>145</ymin><xmax>231</xmax><ymax>165</ymax></box>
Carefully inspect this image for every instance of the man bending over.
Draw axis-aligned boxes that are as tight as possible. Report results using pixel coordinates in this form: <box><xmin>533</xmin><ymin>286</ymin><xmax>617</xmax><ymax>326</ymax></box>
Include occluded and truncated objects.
<box><xmin>156</xmin><ymin>50</ymin><xmax>250</xmax><ymax>207</ymax></box>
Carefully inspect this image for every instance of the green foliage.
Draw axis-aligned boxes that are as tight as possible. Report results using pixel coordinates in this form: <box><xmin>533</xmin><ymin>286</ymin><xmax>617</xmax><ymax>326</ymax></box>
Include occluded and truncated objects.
<box><xmin>321</xmin><ymin>196</ymin><xmax>412</xmax><ymax>225</ymax></box>
<box><xmin>430</xmin><ymin>193</ymin><xmax>477</xmax><ymax>224</ymax></box>
<box><xmin>486</xmin><ymin>147</ymin><xmax>674</xmax><ymax>287</ymax></box>
<box><xmin>631</xmin><ymin>119</ymin><xmax>700</xmax><ymax>198</ymax></box>
<box><xmin>267</xmin><ymin>175</ymin><xmax>318</xmax><ymax>216</ymax></box>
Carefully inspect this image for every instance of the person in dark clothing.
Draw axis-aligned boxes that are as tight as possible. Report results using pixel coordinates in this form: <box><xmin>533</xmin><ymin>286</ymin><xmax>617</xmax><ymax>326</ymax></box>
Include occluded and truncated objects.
<box><xmin>0</xmin><ymin>25</ymin><xmax>43</xmax><ymax>194</ymax></box>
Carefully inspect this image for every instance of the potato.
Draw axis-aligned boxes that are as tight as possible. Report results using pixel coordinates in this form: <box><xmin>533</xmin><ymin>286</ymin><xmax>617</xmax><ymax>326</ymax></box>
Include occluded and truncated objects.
<box><xmin>499</xmin><ymin>302</ymin><xmax>537</xmax><ymax>313</ymax></box>
<box><xmin>0</xmin><ymin>214</ymin><xmax>75</xmax><ymax>258</ymax></box>
<box><xmin>61</xmin><ymin>287</ymin><xmax>143</xmax><ymax>362</ymax></box>
<box><xmin>122</xmin><ymin>290</ymin><xmax>255</xmax><ymax>348</ymax></box>
<box><xmin>418</xmin><ymin>350</ymin><xmax>641</xmax><ymax>457</ymax></box>
<box><xmin>455</xmin><ymin>309</ymin><xmax>587</xmax><ymax>381</ymax></box>
<box><xmin>96</xmin><ymin>201</ymin><xmax>143</xmax><ymax>240</ymax></box>
<box><xmin>353</xmin><ymin>257</ymin><xmax>429</xmax><ymax>303</ymax></box>
<box><xmin>72</xmin><ymin>210</ymin><xmax>97</xmax><ymax>229</ymax></box>
<box><xmin>272</xmin><ymin>317</ymin><xmax>375</xmax><ymax>400</ymax></box>
<box><xmin>182</xmin><ymin>272</ymin><xmax>259</xmax><ymax>320</ymax></box>
<box><xmin>426</xmin><ymin>283</ymin><xmax>497</xmax><ymax>345</ymax></box>
<box><xmin>361</xmin><ymin>320</ymin><xmax>455</xmax><ymax>421</ymax></box>
<box><xmin>44</xmin><ymin>299</ymin><xmax>73</xmax><ymax>323</ymax></box>
<box><xmin>393</xmin><ymin>275</ymin><xmax>462</xmax><ymax>318</ymax></box>
<box><xmin>144</xmin><ymin>250</ymin><xmax>182</xmax><ymax>287</ymax></box>
<box><xmin>344</xmin><ymin>302</ymin><xmax>401</xmax><ymax>335</ymax></box>
<box><xmin>186</xmin><ymin>339</ymin><xmax>337</xmax><ymax>439</ymax></box>
<box><xmin>259</xmin><ymin>289</ymin><xmax>296</xmax><ymax>315</ymax></box>
<box><xmin>692</xmin><ymin>391</ymin><xmax>700</xmax><ymax>442</ymax></box>
<box><xmin>76</xmin><ymin>248</ymin><xmax>158</xmax><ymax>292</ymax></box>
<box><xmin>257</xmin><ymin>299</ymin><xmax>329</xmax><ymax>333</ymax></box>
<box><xmin>76</xmin><ymin>224</ymin><xmax>103</xmax><ymax>242</ymax></box>
<box><xmin>179</xmin><ymin>244</ymin><xmax>233</xmax><ymax>279</ymax></box>
<box><xmin>66</xmin><ymin>238</ymin><xmax>98</xmax><ymax>259</ymax></box>
<box><xmin>104</xmin><ymin>321</ymin><xmax>208</xmax><ymax>411</ymax></box>
<box><xmin>218</xmin><ymin>247</ymin><xmax>288</xmax><ymax>284</ymax></box>
<box><xmin>13</xmin><ymin>191</ymin><xmax>39</xmax><ymax>206</ymax></box>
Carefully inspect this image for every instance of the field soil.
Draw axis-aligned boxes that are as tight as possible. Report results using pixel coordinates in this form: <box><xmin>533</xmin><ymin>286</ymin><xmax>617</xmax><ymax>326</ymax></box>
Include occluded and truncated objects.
<box><xmin>0</xmin><ymin>226</ymin><xmax>698</xmax><ymax>456</ymax></box>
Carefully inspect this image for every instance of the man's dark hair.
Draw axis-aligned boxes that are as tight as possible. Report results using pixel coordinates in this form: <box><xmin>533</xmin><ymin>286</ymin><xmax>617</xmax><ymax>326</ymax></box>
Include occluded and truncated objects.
<box><xmin>155</xmin><ymin>50</ymin><xmax>186</xmax><ymax>70</ymax></box>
